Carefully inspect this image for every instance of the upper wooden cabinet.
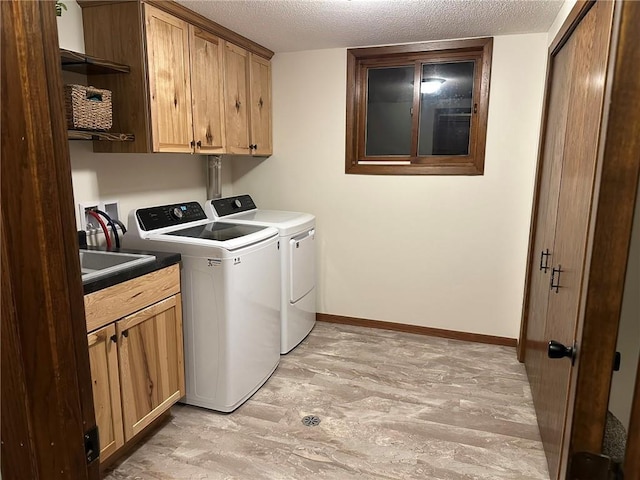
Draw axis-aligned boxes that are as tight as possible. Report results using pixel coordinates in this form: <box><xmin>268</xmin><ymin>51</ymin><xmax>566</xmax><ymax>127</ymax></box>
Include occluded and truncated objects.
<box><xmin>144</xmin><ymin>5</ymin><xmax>226</xmax><ymax>154</ymax></box>
<box><xmin>223</xmin><ymin>43</ymin><xmax>273</xmax><ymax>156</ymax></box>
<box><xmin>249</xmin><ymin>54</ymin><xmax>273</xmax><ymax>156</ymax></box>
<box><xmin>190</xmin><ymin>27</ymin><xmax>226</xmax><ymax>154</ymax></box>
<box><xmin>223</xmin><ymin>43</ymin><xmax>250</xmax><ymax>155</ymax></box>
<box><xmin>145</xmin><ymin>5</ymin><xmax>194</xmax><ymax>153</ymax></box>
<box><xmin>79</xmin><ymin>0</ymin><xmax>273</xmax><ymax>156</ymax></box>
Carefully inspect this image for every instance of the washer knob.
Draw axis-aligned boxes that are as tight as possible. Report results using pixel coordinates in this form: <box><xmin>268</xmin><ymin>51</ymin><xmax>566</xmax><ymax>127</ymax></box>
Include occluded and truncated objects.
<box><xmin>233</xmin><ymin>199</ymin><xmax>242</xmax><ymax>209</ymax></box>
<box><xmin>171</xmin><ymin>207</ymin><xmax>184</xmax><ymax>220</ymax></box>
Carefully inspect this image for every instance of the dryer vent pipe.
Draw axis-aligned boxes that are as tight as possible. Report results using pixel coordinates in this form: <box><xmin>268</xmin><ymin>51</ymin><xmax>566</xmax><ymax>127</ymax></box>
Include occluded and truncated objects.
<box><xmin>206</xmin><ymin>155</ymin><xmax>222</xmax><ymax>200</ymax></box>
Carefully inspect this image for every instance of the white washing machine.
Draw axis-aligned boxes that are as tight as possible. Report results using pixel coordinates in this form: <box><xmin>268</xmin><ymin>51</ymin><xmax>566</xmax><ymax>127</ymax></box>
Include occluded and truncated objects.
<box><xmin>122</xmin><ymin>201</ymin><xmax>281</xmax><ymax>412</ymax></box>
<box><xmin>206</xmin><ymin>195</ymin><xmax>316</xmax><ymax>354</ymax></box>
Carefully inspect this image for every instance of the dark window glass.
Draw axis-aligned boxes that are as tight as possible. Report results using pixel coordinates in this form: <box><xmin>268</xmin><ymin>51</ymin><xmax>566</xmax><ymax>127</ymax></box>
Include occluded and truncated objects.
<box><xmin>346</xmin><ymin>38</ymin><xmax>492</xmax><ymax>175</ymax></box>
<box><xmin>365</xmin><ymin>66</ymin><xmax>414</xmax><ymax>156</ymax></box>
<box><xmin>418</xmin><ymin>62</ymin><xmax>475</xmax><ymax>156</ymax></box>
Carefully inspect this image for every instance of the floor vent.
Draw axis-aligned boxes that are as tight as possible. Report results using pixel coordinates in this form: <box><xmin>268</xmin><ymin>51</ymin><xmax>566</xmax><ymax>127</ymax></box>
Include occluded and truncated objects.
<box><xmin>302</xmin><ymin>415</ymin><xmax>321</xmax><ymax>427</ymax></box>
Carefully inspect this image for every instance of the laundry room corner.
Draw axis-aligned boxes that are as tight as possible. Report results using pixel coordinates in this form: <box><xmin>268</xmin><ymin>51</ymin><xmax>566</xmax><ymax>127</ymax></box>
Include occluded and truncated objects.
<box><xmin>231</xmin><ymin>35</ymin><xmax>549</xmax><ymax>340</ymax></box>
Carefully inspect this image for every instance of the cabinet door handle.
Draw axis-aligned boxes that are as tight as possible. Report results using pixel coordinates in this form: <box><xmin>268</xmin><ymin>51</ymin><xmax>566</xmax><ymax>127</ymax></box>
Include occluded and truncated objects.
<box><xmin>110</xmin><ymin>334</ymin><xmax>117</xmax><ymax>343</ymax></box>
<box><xmin>539</xmin><ymin>249</ymin><xmax>550</xmax><ymax>273</ymax></box>
<box><xmin>258</xmin><ymin>97</ymin><xmax>263</xmax><ymax>108</ymax></box>
<box><xmin>196</xmin><ymin>140</ymin><xmax>202</xmax><ymax>148</ymax></box>
<box><xmin>190</xmin><ymin>140</ymin><xmax>195</xmax><ymax>148</ymax></box>
<box><xmin>121</xmin><ymin>329</ymin><xmax>129</xmax><ymax>338</ymax></box>
<box><xmin>550</xmin><ymin>265</ymin><xmax>563</xmax><ymax>293</ymax></box>
<box><xmin>235</xmin><ymin>99</ymin><xmax>241</xmax><ymax>111</ymax></box>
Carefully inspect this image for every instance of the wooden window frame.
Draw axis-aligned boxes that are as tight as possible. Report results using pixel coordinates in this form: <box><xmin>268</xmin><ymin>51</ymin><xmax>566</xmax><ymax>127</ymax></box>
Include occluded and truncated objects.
<box><xmin>345</xmin><ymin>37</ymin><xmax>493</xmax><ymax>175</ymax></box>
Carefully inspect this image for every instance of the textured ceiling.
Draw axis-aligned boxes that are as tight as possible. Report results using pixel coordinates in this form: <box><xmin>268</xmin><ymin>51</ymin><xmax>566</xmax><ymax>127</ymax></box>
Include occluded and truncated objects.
<box><xmin>176</xmin><ymin>0</ymin><xmax>563</xmax><ymax>53</ymax></box>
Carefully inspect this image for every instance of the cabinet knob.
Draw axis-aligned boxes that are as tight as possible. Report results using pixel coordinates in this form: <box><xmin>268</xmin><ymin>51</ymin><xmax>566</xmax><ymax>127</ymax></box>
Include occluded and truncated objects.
<box><xmin>110</xmin><ymin>334</ymin><xmax>117</xmax><ymax>343</ymax></box>
<box><xmin>196</xmin><ymin>140</ymin><xmax>202</xmax><ymax>148</ymax></box>
<box><xmin>122</xmin><ymin>330</ymin><xmax>129</xmax><ymax>338</ymax></box>
<box><xmin>235</xmin><ymin>99</ymin><xmax>241</xmax><ymax>111</ymax></box>
<box><xmin>190</xmin><ymin>140</ymin><xmax>195</xmax><ymax>148</ymax></box>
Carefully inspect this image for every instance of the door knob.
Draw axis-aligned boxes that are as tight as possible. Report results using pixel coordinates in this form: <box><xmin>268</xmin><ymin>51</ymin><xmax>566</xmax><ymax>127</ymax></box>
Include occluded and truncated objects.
<box><xmin>548</xmin><ymin>340</ymin><xmax>576</xmax><ymax>364</ymax></box>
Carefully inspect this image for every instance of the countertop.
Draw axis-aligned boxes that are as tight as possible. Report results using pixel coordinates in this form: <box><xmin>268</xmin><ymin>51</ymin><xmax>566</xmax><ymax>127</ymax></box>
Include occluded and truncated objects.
<box><xmin>81</xmin><ymin>247</ymin><xmax>181</xmax><ymax>295</ymax></box>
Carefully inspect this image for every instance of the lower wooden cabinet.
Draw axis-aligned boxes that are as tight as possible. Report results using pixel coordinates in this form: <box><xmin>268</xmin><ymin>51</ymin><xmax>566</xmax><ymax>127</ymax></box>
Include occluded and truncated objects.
<box><xmin>87</xmin><ymin>323</ymin><xmax>124</xmax><ymax>463</ymax></box>
<box><xmin>85</xmin><ymin>265</ymin><xmax>184</xmax><ymax>464</ymax></box>
<box><xmin>117</xmin><ymin>294</ymin><xmax>185</xmax><ymax>440</ymax></box>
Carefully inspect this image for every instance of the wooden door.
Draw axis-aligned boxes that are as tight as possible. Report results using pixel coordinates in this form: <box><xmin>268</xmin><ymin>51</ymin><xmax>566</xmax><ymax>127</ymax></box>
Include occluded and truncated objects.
<box><xmin>190</xmin><ymin>26</ymin><xmax>226</xmax><ymax>154</ymax></box>
<box><xmin>249</xmin><ymin>54</ymin><xmax>273</xmax><ymax>156</ymax></box>
<box><xmin>223</xmin><ymin>42</ymin><xmax>251</xmax><ymax>155</ymax></box>
<box><xmin>524</xmin><ymin>35</ymin><xmax>576</xmax><ymax>410</ymax></box>
<box><xmin>537</xmin><ymin>4</ymin><xmax>614</xmax><ymax>476</ymax></box>
<box><xmin>518</xmin><ymin>0</ymin><xmax>640</xmax><ymax>477</ymax></box>
<box><xmin>1</xmin><ymin>1</ymin><xmax>98</xmax><ymax>478</ymax></box>
<box><xmin>87</xmin><ymin>325</ymin><xmax>124</xmax><ymax>462</ymax></box>
<box><xmin>145</xmin><ymin>4</ymin><xmax>194</xmax><ymax>153</ymax></box>
<box><xmin>117</xmin><ymin>295</ymin><xmax>185</xmax><ymax>441</ymax></box>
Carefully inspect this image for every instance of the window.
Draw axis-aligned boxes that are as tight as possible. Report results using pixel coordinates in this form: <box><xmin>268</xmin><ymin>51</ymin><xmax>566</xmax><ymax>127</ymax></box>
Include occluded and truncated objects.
<box><xmin>345</xmin><ymin>38</ymin><xmax>493</xmax><ymax>175</ymax></box>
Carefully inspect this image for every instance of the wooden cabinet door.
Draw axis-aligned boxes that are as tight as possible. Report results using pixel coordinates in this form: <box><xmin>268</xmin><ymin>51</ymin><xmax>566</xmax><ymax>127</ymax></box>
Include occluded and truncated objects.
<box><xmin>249</xmin><ymin>54</ymin><xmax>272</xmax><ymax>156</ymax></box>
<box><xmin>117</xmin><ymin>294</ymin><xmax>185</xmax><ymax>441</ymax></box>
<box><xmin>190</xmin><ymin>26</ymin><xmax>226</xmax><ymax>155</ymax></box>
<box><xmin>145</xmin><ymin>5</ymin><xmax>194</xmax><ymax>153</ymax></box>
<box><xmin>223</xmin><ymin>42</ymin><xmax>251</xmax><ymax>155</ymax></box>
<box><xmin>87</xmin><ymin>324</ymin><xmax>124</xmax><ymax>463</ymax></box>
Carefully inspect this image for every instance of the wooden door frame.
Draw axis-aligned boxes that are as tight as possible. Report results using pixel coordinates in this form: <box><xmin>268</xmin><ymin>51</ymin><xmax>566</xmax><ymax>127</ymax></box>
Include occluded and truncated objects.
<box><xmin>519</xmin><ymin>0</ymin><xmax>640</xmax><ymax>477</ymax></box>
<box><xmin>1</xmin><ymin>1</ymin><xmax>99</xmax><ymax>478</ymax></box>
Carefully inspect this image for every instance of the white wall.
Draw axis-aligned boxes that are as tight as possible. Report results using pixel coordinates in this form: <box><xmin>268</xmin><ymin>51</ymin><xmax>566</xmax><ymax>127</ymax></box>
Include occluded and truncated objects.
<box><xmin>547</xmin><ymin>0</ymin><xmax>577</xmax><ymax>45</ymax></box>
<box><xmin>609</xmin><ymin>190</ymin><xmax>640</xmax><ymax>430</ymax></box>
<box><xmin>57</xmin><ymin>1</ymin><xmax>231</xmax><ymax>238</ymax></box>
<box><xmin>231</xmin><ymin>33</ymin><xmax>548</xmax><ymax>338</ymax></box>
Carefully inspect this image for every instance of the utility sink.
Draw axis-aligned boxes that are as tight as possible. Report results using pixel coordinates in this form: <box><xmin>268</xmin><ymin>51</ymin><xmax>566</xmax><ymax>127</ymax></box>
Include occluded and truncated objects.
<box><xmin>80</xmin><ymin>250</ymin><xmax>155</xmax><ymax>284</ymax></box>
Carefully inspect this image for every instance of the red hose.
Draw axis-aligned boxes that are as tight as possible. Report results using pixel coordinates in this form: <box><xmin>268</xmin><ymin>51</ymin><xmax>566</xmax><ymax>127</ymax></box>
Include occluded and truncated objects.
<box><xmin>87</xmin><ymin>210</ymin><xmax>113</xmax><ymax>250</ymax></box>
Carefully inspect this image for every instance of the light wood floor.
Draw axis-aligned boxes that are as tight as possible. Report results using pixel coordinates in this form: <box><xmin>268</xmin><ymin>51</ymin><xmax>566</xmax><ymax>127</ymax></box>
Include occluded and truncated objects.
<box><xmin>105</xmin><ymin>322</ymin><xmax>549</xmax><ymax>479</ymax></box>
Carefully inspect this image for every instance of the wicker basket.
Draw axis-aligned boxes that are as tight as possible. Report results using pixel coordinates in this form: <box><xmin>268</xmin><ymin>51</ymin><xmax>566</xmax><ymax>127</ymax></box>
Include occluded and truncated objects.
<box><xmin>64</xmin><ymin>84</ymin><xmax>112</xmax><ymax>131</ymax></box>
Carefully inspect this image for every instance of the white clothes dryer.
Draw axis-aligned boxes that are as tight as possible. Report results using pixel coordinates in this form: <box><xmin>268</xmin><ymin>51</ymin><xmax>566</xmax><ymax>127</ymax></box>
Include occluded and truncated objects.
<box><xmin>206</xmin><ymin>195</ymin><xmax>316</xmax><ymax>354</ymax></box>
<box><xmin>123</xmin><ymin>201</ymin><xmax>281</xmax><ymax>412</ymax></box>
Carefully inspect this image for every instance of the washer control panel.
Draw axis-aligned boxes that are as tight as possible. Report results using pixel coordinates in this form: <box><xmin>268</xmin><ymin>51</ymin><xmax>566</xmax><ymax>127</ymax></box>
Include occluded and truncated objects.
<box><xmin>211</xmin><ymin>195</ymin><xmax>257</xmax><ymax>218</ymax></box>
<box><xmin>136</xmin><ymin>202</ymin><xmax>207</xmax><ymax>231</ymax></box>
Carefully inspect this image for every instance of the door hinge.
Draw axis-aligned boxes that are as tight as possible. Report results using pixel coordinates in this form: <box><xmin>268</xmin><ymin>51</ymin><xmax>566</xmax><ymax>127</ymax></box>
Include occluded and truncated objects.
<box><xmin>85</xmin><ymin>425</ymin><xmax>100</xmax><ymax>465</ymax></box>
<box><xmin>569</xmin><ymin>452</ymin><xmax>622</xmax><ymax>480</ymax></box>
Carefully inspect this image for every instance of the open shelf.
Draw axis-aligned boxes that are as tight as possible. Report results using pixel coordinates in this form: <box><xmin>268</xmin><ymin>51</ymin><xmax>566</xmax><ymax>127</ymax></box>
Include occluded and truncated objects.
<box><xmin>61</xmin><ymin>49</ymin><xmax>134</xmax><ymax>142</ymax></box>
<box><xmin>68</xmin><ymin>130</ymin><xmax>135</xmax><ymax>142</ymax></box>
<box><xmin>60</xmin><ymin>48</ymin><xmax>130</xmax><ymax>75</ymax></box>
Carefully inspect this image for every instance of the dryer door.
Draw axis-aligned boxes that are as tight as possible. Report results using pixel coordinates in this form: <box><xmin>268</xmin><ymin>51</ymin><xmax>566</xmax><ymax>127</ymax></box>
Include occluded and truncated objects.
<box><xmin>289</xmin><ymin>229</ymin><xmax>315</xmax><ymax>303</ymax></box>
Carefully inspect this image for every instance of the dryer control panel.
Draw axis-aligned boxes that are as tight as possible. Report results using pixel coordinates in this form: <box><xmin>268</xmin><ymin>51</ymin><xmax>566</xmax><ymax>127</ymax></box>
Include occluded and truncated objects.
<box><xmin>136</xmin><ymin>202</ymin><xmax>207</xmax><ymax>231</ymax></box>
<box><xmin>211</xmin><ymin>195</ymin><xmax>256</xmax><ymax>218</ymax></box>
